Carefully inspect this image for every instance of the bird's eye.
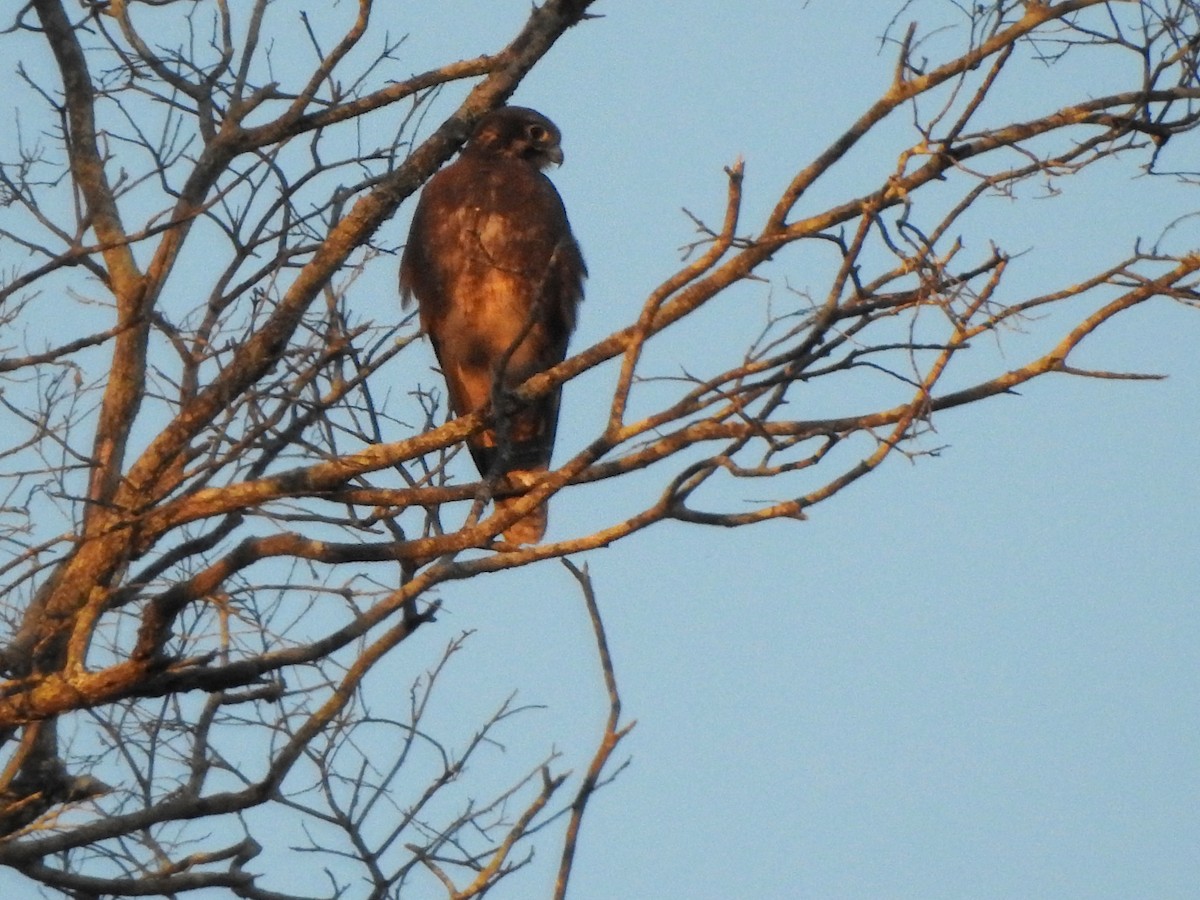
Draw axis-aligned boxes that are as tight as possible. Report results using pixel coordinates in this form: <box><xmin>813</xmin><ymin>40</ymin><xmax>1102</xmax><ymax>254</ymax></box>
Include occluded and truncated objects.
<box><xmin>528</xmin><ymin>125</ymin><xmax>548</xmax><ymax>142</ymax></box>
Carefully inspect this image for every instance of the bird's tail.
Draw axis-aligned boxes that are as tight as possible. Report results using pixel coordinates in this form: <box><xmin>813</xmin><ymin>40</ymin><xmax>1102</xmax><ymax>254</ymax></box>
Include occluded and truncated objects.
<box><xmin>494</xmin><ymin>467</ymin><xmax>548</xmax><ymax>544</ymax></box>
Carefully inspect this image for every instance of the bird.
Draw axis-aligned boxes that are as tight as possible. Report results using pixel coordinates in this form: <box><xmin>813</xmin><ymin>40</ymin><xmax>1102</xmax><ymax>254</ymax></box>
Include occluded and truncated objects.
<box><xmin>399</xmin><ymin>106</ymin><xmax>586</xmax><ymax>544</ymax></box>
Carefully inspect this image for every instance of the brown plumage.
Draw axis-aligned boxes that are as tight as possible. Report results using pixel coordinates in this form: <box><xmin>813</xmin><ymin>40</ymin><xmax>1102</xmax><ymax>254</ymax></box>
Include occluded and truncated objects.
<box><xmin>399</xmin><ymin>107</ymin><xmax>586</xmax><ymax>543</ymax></box>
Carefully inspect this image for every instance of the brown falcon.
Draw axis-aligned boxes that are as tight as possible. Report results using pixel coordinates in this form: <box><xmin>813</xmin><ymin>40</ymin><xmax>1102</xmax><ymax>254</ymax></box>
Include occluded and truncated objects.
<box><xmin>399</xmin><ymin>107</ymin><xmax>586</xmax><ymax>543</ymax></box>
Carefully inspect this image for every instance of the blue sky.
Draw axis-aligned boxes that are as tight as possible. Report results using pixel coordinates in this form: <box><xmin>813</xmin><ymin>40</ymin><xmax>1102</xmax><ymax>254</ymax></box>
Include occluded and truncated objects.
<box><xmin>2</xmin><ymin>2</ymin><xmax>1197</xmax><ymax>899</ymax></box>
<box><xmin>400</xmin><ymin>3</ymin><xmax>1200</xmax><ymax>898</ymax></box>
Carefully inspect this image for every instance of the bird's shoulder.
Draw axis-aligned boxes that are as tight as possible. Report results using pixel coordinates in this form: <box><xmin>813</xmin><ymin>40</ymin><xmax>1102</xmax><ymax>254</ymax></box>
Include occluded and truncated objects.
<box><xmin>423</xmin><ymin>150</ymin><xmax>561</xmax><ymax>216</ymax></box>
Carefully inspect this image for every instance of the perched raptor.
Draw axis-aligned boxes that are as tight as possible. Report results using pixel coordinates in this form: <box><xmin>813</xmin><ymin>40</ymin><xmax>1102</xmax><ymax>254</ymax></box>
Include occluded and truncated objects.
<box><xmin>399</xmin><ymin>106</ymin><xmax>586</xmax><ymax>543</ymax></box>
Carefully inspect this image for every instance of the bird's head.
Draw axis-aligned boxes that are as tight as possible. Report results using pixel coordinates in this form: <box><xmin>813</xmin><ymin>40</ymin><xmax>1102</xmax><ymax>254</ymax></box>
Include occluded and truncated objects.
<box><xmin>468</xmin><ymin>106</ymin><xmax>565</xmax><ymax>169</ymax></box>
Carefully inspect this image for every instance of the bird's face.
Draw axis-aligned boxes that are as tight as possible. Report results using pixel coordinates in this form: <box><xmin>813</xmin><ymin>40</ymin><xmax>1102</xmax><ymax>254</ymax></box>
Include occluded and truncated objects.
<box><xmin>470</xmin><ymin>107</ymin><xmax>565</xmax><ymax>169</ymax></box>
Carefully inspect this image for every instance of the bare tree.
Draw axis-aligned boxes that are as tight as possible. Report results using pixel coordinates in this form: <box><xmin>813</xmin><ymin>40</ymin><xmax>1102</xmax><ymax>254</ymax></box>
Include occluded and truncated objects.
<box><xmin>0</xmin><ymin>0</ymin><xmax>1195</xmax><ymax>896</ymax></box>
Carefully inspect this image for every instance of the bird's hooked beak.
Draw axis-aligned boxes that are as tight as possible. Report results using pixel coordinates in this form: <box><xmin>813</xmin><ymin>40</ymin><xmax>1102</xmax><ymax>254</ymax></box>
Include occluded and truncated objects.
<box><xmin>545</xmin><ymin>145</ymin><xmax>564</xmax><ymax>167</ymax></box>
